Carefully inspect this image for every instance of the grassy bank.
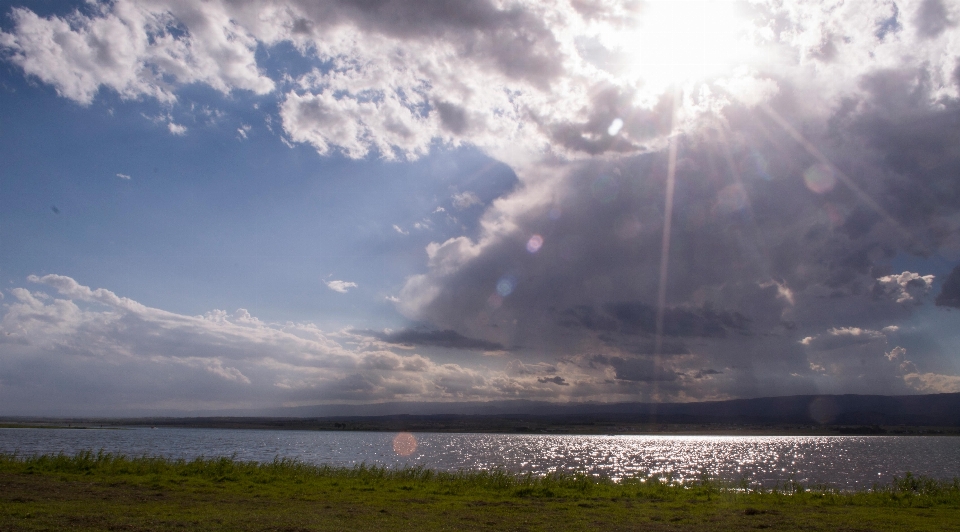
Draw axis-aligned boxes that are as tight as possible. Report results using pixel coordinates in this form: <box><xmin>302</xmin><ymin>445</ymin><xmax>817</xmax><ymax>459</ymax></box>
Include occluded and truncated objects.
<box><xmin>1</xmin><ymin>452</ymin><xmax>958</xmax><ymax>531</ymax></box>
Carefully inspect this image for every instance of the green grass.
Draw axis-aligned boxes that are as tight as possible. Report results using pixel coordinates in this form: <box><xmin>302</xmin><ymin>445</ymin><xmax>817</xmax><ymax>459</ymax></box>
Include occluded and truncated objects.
<box><xmin>1</xmin><ymin>451</ymin><xmax>959</xmax><ymax>531</ymax></box>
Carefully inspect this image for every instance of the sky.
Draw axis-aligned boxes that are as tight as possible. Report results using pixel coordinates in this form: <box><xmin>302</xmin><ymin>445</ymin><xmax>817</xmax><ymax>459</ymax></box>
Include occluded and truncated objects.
<box><xmin>1</xmin><ymin>0</ymin><xmax>960</xmax><ymax>416</ymax></box>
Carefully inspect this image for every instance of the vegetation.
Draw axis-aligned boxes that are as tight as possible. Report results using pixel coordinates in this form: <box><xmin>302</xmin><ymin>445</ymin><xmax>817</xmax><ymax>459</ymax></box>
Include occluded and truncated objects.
<box><xmin>1</xmin><ymin>452</ymin><xmax>959</xmax><ymax>531</ymax></box>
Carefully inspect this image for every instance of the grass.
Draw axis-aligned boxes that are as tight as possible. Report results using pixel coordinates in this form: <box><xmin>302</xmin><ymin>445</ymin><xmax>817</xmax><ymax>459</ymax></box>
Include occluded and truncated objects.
<box><xmin>1</xmin><ymin>451</ymin><xmax>958</xmax><ymax>531</ymax></box>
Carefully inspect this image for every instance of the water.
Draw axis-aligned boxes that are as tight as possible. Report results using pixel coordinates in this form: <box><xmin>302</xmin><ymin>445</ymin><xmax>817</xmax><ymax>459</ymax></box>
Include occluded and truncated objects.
<box><xmin>2</xmin><ymin>428</ymin><xmax>957</xmax><ymax>490</ymax></box>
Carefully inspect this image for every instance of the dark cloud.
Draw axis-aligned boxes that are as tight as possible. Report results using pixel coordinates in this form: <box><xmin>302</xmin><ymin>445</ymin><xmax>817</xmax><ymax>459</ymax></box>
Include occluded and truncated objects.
<box><xmin>369</xmin><ymin>328</ymin><xmax>504</xmax><ymax>350</ymax></box>
<box><xmin>294</xmin><ymin>0</ymin><xmax>564</xmax><ymax>85</ymax></box>
<box><xmin>560</xmin><ymin>302</ymin><xmax>749</xmax><ymax>339</ymax></box>
<box><xmin>537</xmin><ymin>376</ymin><xmax>569</xmax><ymax>386</ymax></box>
<box><xmin>935</xmin><ymin>265</ymin><xmax>960</xmax><ymax>308</ymax></box>
<box><xmin>589</xmin><ymin>355</ymin><xmax>678</xmax><ymax>382</ymax></box>
<box><xmin>436</xmin><ymin>101</ymin><xmax>468</xmax><ymax>135</ymax></box>
<box><xmin>398</xmin><ymin>52</ymin><xmax>960</xmax><ymax>399</ymax></box>
<box><xmin>913</xmin><ymin>0</ymin><xmax>953</xmax><ymax>39</ymax></box>
<box><xmin>693</xmin><ymin>369</ymin><xmax>722</xmax><ymax>379</ymax></box>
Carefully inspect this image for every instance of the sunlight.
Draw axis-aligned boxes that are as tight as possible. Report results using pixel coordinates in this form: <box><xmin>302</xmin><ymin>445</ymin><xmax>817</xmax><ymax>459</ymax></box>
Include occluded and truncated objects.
<box><xmin>619</xmin><ymin>0</ymin><xmax>752</xmax><ymax>90</ymax></box>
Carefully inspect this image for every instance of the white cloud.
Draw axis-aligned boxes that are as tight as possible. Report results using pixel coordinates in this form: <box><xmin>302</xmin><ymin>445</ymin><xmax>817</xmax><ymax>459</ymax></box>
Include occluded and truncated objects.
<box><xmin>875</xmin><ymin>271</ymin><xmax>935</xmax><ymax>303</ymax></box>
<box><xmin>885</xmin><ymin>345</ymin><xmax>907</xmax><ymax>361</ymax></box>
<box><xmin>0</xmin><ymin>0</ymin><xmax>273</xmax><ymax>105</ymax></box>
<box><xmin>167</xmin><ymin>122</ymin><xmax>187</xmax><ymax>135</ymax></box>
<box><xmin>800</xmin><ymin>327</ymin><xmax>888</xmax><ymax>350</ymax></box>
<box><xmin>4</xmin><ymin>0</ymin><xmax>957</xmax><ymax>162</ymax></box>
<box><xmin>904</xmin><ymin>372</ymin><xmax>960</xmax><ymax>393</ymax></box>
<box><xmin>324</xmin><ymin>279</ymin><xmax>357</xmax><ymax>293</ymax></box>
<box><xmin>1</xmin><ymin>275</ymin><xmax>608</xmax><ymax>413</ymax></box>
<box><xmin>452</xmin><ymin>191</ymin><xmax>482</xmax><ymax>209</ymax></box>
<box><xmin>392</xmin><ymin>224</ymin><xmax>409</xmax><ymax>235</ymax></box>
<box><xmin>116</xmin><ymin>173</ymin><xmax>131</xmax><ymax>180</ymax></box>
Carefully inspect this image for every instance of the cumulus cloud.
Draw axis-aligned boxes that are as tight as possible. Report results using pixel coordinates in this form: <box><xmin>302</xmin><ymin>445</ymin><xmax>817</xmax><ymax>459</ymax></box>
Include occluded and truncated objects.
<box><xmin>2</xmin><ymin>275</ymin><xmax>657</xmax><ymax>413</ymax></box>
<box><xmin>4</xmin><ymin>0</ymin><xmax>960</xmax><ymax>403</ymax></box>
<box><xmin>874</xmin><ymin>271</ymin><xmax>935</xmax><ymax>303</ymax></box>
<box><xmin>324</xmin><ymin>280</ymin><xmax>357</xmax><ymax>293</ymax></box>
<box><xmin>0</xmin><ymin>1</ymin><xmax>274</xmax><ymax>105</ymax></box>
<box><xmin>903</xmin><ymin>372</ymin><xmax>960</xmax><ymax>393</ymax></box>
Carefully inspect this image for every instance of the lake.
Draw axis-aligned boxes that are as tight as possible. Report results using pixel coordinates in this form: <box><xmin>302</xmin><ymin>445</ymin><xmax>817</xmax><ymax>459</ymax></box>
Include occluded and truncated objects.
<box><xmin>2</xmin><ymin>428</ymin><xmax>957</xmax><ymax>490</ymax></box>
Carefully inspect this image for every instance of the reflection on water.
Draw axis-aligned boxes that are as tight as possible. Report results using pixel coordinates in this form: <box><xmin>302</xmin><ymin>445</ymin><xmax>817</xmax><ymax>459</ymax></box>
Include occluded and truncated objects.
<box><xmin>1</xmin><ymin>428</ymin><xmax>958</xmax><ymax>490</ymax></box>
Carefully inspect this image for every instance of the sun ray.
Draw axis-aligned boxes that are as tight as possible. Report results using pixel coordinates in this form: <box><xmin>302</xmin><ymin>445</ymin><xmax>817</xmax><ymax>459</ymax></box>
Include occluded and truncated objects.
<box><xmin>654</xmin><ymin>88</ymin><xmax>683</xmax><ymax>363</ymax></box>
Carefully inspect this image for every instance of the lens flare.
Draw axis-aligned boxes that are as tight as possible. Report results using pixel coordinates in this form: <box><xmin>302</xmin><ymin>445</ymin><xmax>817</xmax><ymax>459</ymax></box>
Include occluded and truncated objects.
<box><xmin>607</xmin><ymin>118</ymin><xmax>624</xmax><ymax>135</ymax></box>
<box><xmin>803</xmin><ymin>163</ymin><xmax>837</xmax><ymax>194</ymax></box>
<box><xmin>496</xmin><ymin>276</ymin><xmax>516</xmax><ymax>297</ymax></box>
<box><xmin>393</xmin><ymin>432</ymin><xmax>417</xmax><ymax>456</ymax></box>
<box><xmin>526</xmin><ymin>234</ymin><xmax>544</xmax><ymax>253</ymax></box>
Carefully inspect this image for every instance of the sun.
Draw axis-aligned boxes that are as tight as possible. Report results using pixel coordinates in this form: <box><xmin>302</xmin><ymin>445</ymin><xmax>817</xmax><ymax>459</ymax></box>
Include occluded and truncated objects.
<box><xmin>617</xmin><ymin>0</ymin><xmax>755</xmax><ymax>91</ymax></box>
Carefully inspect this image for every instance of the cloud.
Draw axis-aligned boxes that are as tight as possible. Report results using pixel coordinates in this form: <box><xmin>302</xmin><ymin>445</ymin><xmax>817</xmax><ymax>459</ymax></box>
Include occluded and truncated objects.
<box><xmin>324</xmin><ymin>280</ymin><xmax>357</xmax><ymax>293</ymax></box>
<box><xmin>914</xmin><ymin>0</ymin><xmax>955</xmax><ymax>39</ymax></box>
<box><xmin>4</xmin><ymin>1</ymin><xmax>960</xmax><ymax>403</ymax></box>
<box><xmin>561</xmin><ymin>302</ymin><xmax>749</xmax><ymax>339</ymax></box>
<box><xmin>1</xmin><ymin>275</ymin><xmax>629</xmax><ymax>413</ymax></box>
<box><xmin>935</xmin><ymin>264</ymin><xmax>960</xmax><ymax>308</ymax></box>
<box><xmin>537</xmin><ymin>376</ymin><xmax>568</xmax><ymax>386</ymax></box>
<box><xmin>589</xmin><ymin>355</ymin><xmax>678</xmax><ymax>383</ymax></box>
<box><xmin>4</xmin><ymin>0</ymin><xmax>958</xmax><ymax>163</ymax></box>
<box><xmin>903</xmin><ymin>372</ymin><xmax>960</xmax><ymax>393</ymax></box>
<box><xmin>392</xmin><ymin>224</ymin><xmax>409</xmax><ymax>235</ymax></box>
<box><xmin>116</xmin><ymin>173</ymin><xmax>131</xmax><ymax>180</ymax></box>
<box><xmin>167</xmin><ymin>122</ymin><xmax>186</xmax><ymax>135</ymax></box>
<box><xmin>800</xmin><ymin>327</ymin><xmax>888</xmax><ymax>351</ymax></box>
<box><xmin>365</xmin><ymin>328</ymin><xmax>504</xmax><ymax>351</ymax></box>
<box><xmin>874</xmin><ymin>271</ymin><xmax>935</xmax><ymax>303</ymax></box>
<box><xmin>380</xmin><ymin>0</ymin><xmax>960</xmax><ymax>399</ymax></box>
<box><xmin>452</xmin><ymin>191</ymin><xmax>482</xmax><ymax>209</ymax></box>
<box><xmin>0</xmin><ymin>1</ymin><xmax>273</xmax><ymax>105</ymax></box>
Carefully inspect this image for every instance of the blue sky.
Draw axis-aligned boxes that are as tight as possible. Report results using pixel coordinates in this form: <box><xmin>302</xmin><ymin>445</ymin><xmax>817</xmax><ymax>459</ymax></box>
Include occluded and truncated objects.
<box><xmin>1</xmin><ymin>0</ymin><xmax>960</xmax><ymax>415</ymax></box>
<box><xmin>0</xmin><ymin>58</ymin><xmax>518</xmax><ymax>327</ymax></box>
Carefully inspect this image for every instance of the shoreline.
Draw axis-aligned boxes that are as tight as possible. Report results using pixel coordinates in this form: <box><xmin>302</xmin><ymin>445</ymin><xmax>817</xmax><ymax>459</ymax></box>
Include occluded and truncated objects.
<box><xmin>2</xmin><ymin>418</ymin><xmax>959</xmax><ymax>436</ymax></box>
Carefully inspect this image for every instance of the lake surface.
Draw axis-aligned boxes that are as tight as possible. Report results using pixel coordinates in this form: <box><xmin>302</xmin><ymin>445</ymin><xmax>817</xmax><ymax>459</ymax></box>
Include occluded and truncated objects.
<box><xmin>2</xmin><ymin>428</ymin><xmax>958</xmax><ymax>490</ymax></box>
